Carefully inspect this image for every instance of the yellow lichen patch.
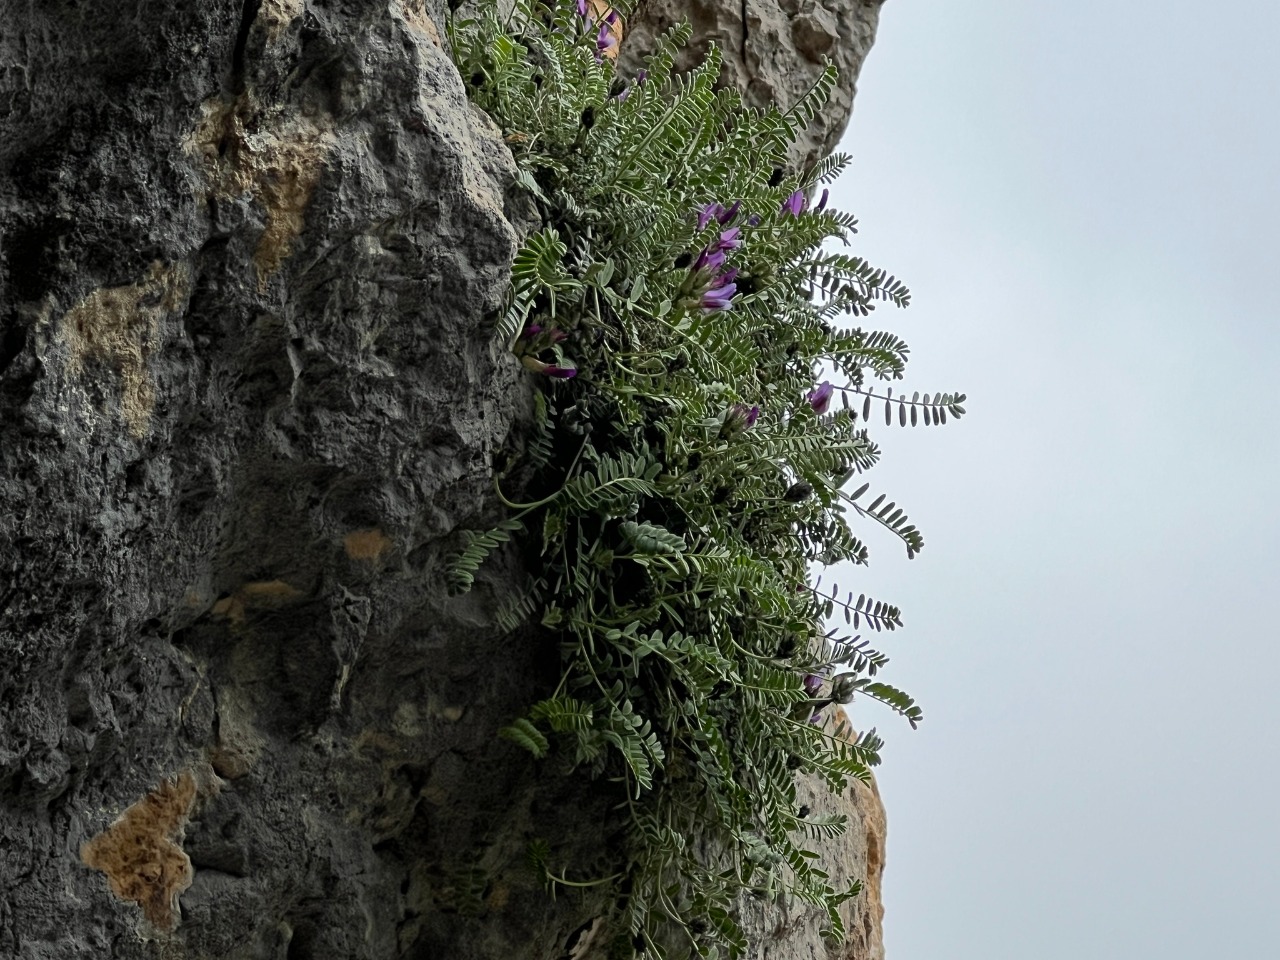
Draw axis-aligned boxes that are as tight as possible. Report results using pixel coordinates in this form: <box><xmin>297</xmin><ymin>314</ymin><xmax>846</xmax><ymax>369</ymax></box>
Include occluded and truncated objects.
<box><xmin>59</xmin><ymin>262</ymin><xmax>189</xmax><ymax>437</ymax></box>
<box><xmin>259</xmin><ymin>0</ymin><xmax>306</xmax><ymax>44</ymax></box>
<box><xmin>251</xmin><ymin>122</ymin><xmax>331</xmax><ymax>290</ymax></box>
<box><xmin>184</xmin><ymin>95</ymin><xmax>335</xmax><ymax>292</ymax></box>
<box><xmin>210</xmin><ymin>579</ymin><xmax>305</xmax><ymax>625</ymax></box>
<box><xmin>81</xmin><ymin>771</ymin><xmax>198</xmax><ymax>932</ymax></box>
<box><xmin>398</xmin><ymin>0</ymin><xmax>442</xmax><ymax>46</ymax></box>
<box><xmin>343</xmin><ymin>527</ymin><xmax>394</xmax><ymax>563</ymax></box>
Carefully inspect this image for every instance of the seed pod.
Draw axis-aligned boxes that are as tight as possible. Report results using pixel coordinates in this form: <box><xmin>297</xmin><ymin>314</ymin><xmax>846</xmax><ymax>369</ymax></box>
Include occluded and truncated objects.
<box><xmin>784</xmin><ymin>481</ymin><xmax>814</xmax><ymax>503</ymax></box>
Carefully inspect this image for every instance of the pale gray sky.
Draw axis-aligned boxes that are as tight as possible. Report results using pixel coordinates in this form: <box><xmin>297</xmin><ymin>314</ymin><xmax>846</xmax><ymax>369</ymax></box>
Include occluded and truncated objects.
<box><xmin>830</xmin><ymin>3</ymin><xmax>1280</xmax><ymax>957</ymax></box>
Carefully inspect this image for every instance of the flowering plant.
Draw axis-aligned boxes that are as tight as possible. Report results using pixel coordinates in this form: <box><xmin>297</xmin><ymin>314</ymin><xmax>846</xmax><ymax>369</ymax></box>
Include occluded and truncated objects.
<box><xmin>448</xmin><ymin>2</ymin><xmax>965</xmax><ymax>956</ymax></box>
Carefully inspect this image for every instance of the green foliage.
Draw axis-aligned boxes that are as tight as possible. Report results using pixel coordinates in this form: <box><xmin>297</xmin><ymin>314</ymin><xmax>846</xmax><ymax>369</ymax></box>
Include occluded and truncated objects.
<box><xmin>447</xmin><ymin>2</ymin><xmax>964</xmax><ymax>955</ymax></box>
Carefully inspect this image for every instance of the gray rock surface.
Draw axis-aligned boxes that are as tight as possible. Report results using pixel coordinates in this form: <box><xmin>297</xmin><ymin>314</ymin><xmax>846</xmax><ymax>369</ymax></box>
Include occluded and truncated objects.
<box><xmin>0</xmin><ymin>2</ymin><xmax>611</xmax><ymax>957</ymax></box>
<box><xmin>620</xmin><ymin>0</ymin><xmax>886</xmax><ymax>168</ymax></box>
<box><xmin>0</xmin><ymin>0</ymin><xmax>887</xmax><ymax>957</ymax></box>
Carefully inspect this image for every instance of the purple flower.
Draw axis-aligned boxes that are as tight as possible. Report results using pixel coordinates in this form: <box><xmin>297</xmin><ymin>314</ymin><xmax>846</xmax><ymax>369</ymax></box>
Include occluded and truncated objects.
<box><xmin>700</xmin><ymin>281</ymin><xmax>737</xmax><ymax>312</ymax></box>
<box><xmin>722</xmin><ymin>402</ymin><xmax>760</xmax><ymax>436</ymax></box>
<box><xmin>807</xmin><ymin>381</ymin><xmax>834</xmax><ymax>414</ymax></box>
<box><xmin>815</xmin><ymin>187</ymin><xmax>829</xmax><ymax>212</ymax></box>
<box><xmin>803</xmin><ymin>674</ymin><xmax>823</xmax><ymax>696</ymax></box>
<box><xmin>717</xmin><ymin>200</ymin><xmax>742</xmax><ymax>224</ymax></box>
<box><xmin>606</xmin><ymin>9</ymin><xmax>619</xmax><ymax>24</ymax></box>
<box><xmin>717</xmin><ymin>266</ymin><xmax>739</xmax><ymax>286</ymax></box>
<box><xmin>545</xmin><ymin>365</ymin><xmax>578</xmax><ymax>379</ymax></box>
<box><xmin>524</xmin><ymin>324</ymin><xmax>543</xmax><ymax>336</ymax></box>
<box><xmin>714</xmin><ymin>226</ymin><xmax>741</xmax><ymax>251</ymax></box>
<box><xmin>692</xmin><ymin>247</ymin><xmax>726</xmax><ymax>273</ymax></box>
<box><xmin>697</xmin><ymin>203</ymin><xmax>725</xmax><ymax>230</ymax></box>
<box><xmin>636</xmin><ymin>69</ymin><xmax>647</xmax><ymax>85</ymax></box>
<box><xmin>575</xmin><ymin>0</ymin><xmax>588</xmax><ymax>15</ymax></box>
<box><xmin>781</xmin><ymin>190</ymin><xmax>806</xmax><ymax>217</ymax></box>
<box><xmin>809</xmin><ymin>710</ymin><xmax>824</xmax><ymax>725</ymax></box>
<box><xmin>747</xmin><ymin>214</ymin><xmax>761</xmax><ymax>226</ymax></box>
<box><xmin>729</xmin><ymin>402</ymin><xmax>759</xmax><ymax>427</ymax></box>
<box><xmin>595</xmin><ymin>21</ymin><xmax>615</xmax><ymax>58</ymax></box>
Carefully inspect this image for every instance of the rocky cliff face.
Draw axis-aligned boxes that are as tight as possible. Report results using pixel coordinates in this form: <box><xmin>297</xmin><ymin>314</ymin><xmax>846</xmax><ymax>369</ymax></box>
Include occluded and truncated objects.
<box><xmin>623</xmin><ymin>0</ymin><xmax>886</xmax><ymax>167</ymax></box>
<box><xmin>0</xmin><ymin>1</ymin><xmax>886</xmax><ymax>957</ymax></box>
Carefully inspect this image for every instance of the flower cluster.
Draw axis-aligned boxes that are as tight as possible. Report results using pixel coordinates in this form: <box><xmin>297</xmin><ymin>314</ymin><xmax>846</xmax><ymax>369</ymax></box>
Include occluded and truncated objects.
<box><xmin>677</xmin><ymin>200</ymin><xmax>745</xmax><ymax>312</ymax></box>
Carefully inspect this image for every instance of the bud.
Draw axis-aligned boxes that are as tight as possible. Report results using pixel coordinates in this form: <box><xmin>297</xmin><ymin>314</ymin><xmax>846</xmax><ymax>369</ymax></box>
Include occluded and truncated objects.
<box><xmin>831</xmin><ymin>674</ymin><xmax>858</xmax><ymax>704</ymax></box>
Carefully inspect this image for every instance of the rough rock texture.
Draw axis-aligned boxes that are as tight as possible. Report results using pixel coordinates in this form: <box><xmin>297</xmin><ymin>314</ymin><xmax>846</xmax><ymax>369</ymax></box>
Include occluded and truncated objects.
<box><xmin>736</xmin><ymin>712</ymin><xmax>886</xmax><ymax>960</ymax></box>
<box><xmin>0</xmin><ymin>2</ymin><xmax>615</xmax><ymax>957</ymax></box>
<box><xmin>621</xmin><ymin>0</ymin><xmax>886</xmax><ymax>168</ymax></box>
<box><xmin>0</xmin><ymin>0</ymin><xmax>887</xmax><ymax>957</ymax></box>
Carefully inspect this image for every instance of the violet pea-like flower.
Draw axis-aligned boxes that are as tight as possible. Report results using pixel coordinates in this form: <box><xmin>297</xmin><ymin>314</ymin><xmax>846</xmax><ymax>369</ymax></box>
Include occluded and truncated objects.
<box><xmin>700</xmin><ymin>281</ymin><xmax>737</xmax><ymax>312</ymax></box>
<box><xmin>717</xmin><ymin>200</ymin><xmax>742</xmax><ymax>224</ymax></box>
<box><xmin>693</xmin><ymin>247</ymin><xmax>727</xmax><ymax>273</ymax></box>
<box><xmin>717</xmin><ymin>266</ymin><xmax>739</xmax><ymax>286</ymax></box>
<box><xmin>803</xmin><ymin>674</ymin><xmax>823</xmax><ymax>696</ymax></box>
<box><xmin>596</xmin><ymin>22</ymin><xmax>615</xmax><ymax>57</ymax></box>
<box><xmin>725</xmin><ymin>402</ymin><xmax>760</xmax><ymax>431</ymax></box>
<box><xmin>807</xmin><ymin>380</ymin><xmax>834</xmax><ymax>414</ymax></box>
<box><xmin>714</xmin><ymin>226</ymin><xmax>741</xmax><ymax>251</ymax></box>
<box><xmin>575</xmin><ymin>0</ymin><xmax>588</xmax><ymax>15</ymax></box>
<box><xmin>781</xmin><ymin>189</ymin><xmax>806</xmax><ymax>216</ymax></box>
<box><xmin>815</xmin><ymin>187</ymin><xmax>830</xmax><ymax>212</ymax></box>
<box><xmin>697</xmin><ymin>203</ymin><xmax>725</xmax><ymax>231</ymax></box>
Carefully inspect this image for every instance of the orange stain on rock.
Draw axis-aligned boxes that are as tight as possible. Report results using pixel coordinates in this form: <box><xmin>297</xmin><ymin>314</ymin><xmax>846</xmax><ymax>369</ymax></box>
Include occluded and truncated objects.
<box><xmin>343</xmin><ymin>528</ymin><xmax>394</xmax><ymax>562</ymax></box>
<box><xmin>80</xmin><ymin>772</ymin><xmax>198</xmax><ymax>932</ymax></box>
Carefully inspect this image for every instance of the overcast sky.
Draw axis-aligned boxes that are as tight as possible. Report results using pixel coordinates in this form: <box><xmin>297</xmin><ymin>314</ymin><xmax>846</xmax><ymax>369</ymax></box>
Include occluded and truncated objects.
<box><xmin>829</xmin><ymin>2</ymin><xmax>1280</xmax><ymax>957</ymax></box>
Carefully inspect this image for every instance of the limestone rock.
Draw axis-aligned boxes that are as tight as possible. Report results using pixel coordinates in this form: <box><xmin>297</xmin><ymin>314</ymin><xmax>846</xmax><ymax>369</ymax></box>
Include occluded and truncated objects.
<box><xmin>0</xmin><ymin>2</ymin><xmax>604</xmax><ymax>957</ymax></box>
<box><xmin>621</xmin><ymin>0</ymin><xmax>887</xmax><ymax>168</ymax></box>
<box><xmin>735</xmin><ymin>712</ymin><xmax>888</xmax><ymax>960</ymax></box>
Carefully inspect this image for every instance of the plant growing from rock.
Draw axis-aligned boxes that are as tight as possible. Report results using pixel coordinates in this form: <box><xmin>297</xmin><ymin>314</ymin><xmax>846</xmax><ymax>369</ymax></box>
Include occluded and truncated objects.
<box><xmin>447</xmin><ymin>2</ymin><xmax>965</xmax><ymax>956</ymax></box>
